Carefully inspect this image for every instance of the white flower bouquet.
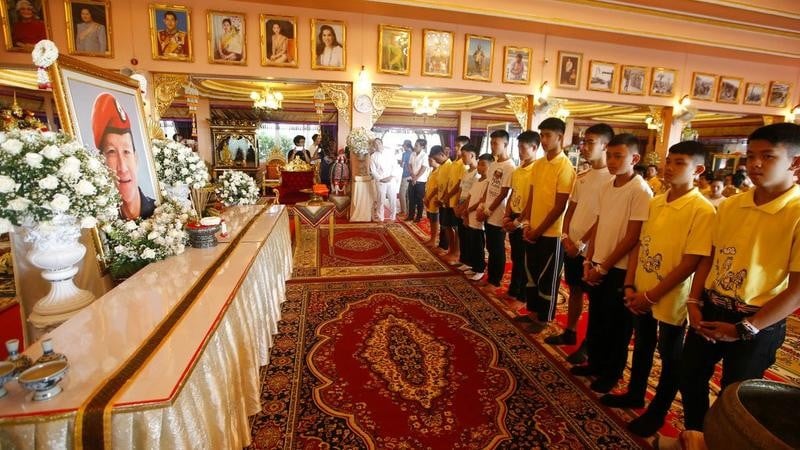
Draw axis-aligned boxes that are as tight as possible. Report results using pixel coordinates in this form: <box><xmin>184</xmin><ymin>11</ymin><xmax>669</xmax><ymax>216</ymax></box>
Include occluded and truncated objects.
<box><xmin>346</xmin><ymin>127</ymin><xmax>374</xmax><ymax>157</ymax></box>
<box><xmin>150</xmin><ymin>138</ymin><xmax>210</xmax><ymax>189</ymax></box>
<box><xmin>215</xmin><ymin>170</ymin><xmax>259</xmax><ymax>206</ymax></box>
<box><xmin>0</xmin><ymin>129</ymin><xmax>119</xmax><ymax>233</ymax></box>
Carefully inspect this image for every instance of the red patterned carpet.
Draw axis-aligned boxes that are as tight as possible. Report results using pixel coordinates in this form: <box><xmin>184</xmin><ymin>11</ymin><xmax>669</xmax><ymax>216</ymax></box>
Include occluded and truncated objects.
<box><xmin>249</xmin><ymin>276</ymin><xmax>648</xmax><ymax>449</ymax></box>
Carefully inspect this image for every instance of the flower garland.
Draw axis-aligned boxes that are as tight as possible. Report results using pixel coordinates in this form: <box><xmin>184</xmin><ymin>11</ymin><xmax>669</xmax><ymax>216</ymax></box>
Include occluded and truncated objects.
<box><xmin>0</xmin><ymin>129</ymin><xmax>119</xmax><ymax>234</ymax></box>
<box><xmin>215</xmin><ymin>170</ymin><xmax>259</xmax><ymax>206</ymax></box>
<box><xmin>31</xmin><ymin>40</ymin><xmax>59</xmax><ymax>90</ymax></box>
<box><xmin>150</xmin><ymin>138</ymin><xmax>209</xmax><ymax>189</ymax></box>
<box><xmin>346</xmin><ymin>127</ymin><xmax>374</xmax><ymax>157</ymax></box>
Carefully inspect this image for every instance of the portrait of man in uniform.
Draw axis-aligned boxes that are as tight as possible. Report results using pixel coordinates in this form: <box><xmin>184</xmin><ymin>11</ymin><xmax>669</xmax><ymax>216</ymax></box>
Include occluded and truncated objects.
<box><xmin>150</xmin><ymin>5</ymin><xmax>192</xmax><ymax>61</ymax></box>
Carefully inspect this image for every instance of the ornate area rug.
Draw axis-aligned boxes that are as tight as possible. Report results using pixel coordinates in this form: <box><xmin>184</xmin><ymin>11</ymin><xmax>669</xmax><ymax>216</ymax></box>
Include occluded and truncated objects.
<box><xmin>249</xmin><ymin>276</ymin><xmax>646</xmax><ymax>449</ymax></box>
<box><xmin>292</xmin><ymin>223</ymin><xmax>450</xmax><ymax>279</ymax></box>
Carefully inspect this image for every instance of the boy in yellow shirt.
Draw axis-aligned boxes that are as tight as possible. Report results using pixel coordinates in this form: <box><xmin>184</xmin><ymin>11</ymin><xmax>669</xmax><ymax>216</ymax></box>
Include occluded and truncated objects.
<box><xmin>441</xmin><ymin>138</ymin><xmax>468</xmax><ymax>264</ymax></box>
<box><xmin>600</xmin><ymin>141</ymin><xmax>716</xmax><ymax>437</ymax></box>
<box><xmin>430</xmin><ymin>145</ymin><xmax>452</xmax><ymax>253</ymax></box>
<box><xmin>680</xmin><ymin>123</ymin><xmax>800</xmax><ymax>431</ymax></box>
<box><xmin>423</xmin><ymin>154</ymin><xmax>441</xmax><ymax>247</ymax></box>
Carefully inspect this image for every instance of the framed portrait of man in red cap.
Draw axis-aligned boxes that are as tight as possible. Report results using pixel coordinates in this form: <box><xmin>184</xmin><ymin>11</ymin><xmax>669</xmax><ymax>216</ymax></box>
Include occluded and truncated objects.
<box><xmin>48</xmin><ymin>55</ymin><xmax>161</xmax><ymax>224</ymax></box>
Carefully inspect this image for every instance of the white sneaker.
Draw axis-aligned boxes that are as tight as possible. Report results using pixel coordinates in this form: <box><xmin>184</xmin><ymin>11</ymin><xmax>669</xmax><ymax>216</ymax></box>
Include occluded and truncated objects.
<box><xmin>457</xmin><ymin>264</ymin><xmax>471</xmax><ymax>271</ymax></box>
<box><xmin>464</xmin><ymin>270</ymin><xmax>476</xmax><ymax>276</ymax></box>
<box><xmin>469</xmin><ymin>272</ymin><xmax>485</xmax><ymax>281</ymax></box>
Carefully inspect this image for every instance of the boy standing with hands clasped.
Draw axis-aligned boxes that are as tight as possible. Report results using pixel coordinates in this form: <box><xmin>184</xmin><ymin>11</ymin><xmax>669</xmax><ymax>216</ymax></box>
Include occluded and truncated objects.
<box><xmin>680</xmin><ymin>123</ymin><xmax>800</xmax><ymax>431</ymax></box>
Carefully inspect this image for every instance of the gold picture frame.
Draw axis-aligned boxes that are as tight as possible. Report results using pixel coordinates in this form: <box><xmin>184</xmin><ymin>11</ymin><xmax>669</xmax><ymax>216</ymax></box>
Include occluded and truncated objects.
<box><xmin>502</xmin><ymin>46</ymin><xmax>531</xmax><ymax>84</ymax></box>
<box><xmin>463</xmin><ymin>33</ymin><xmax>494</xmax><ymax>82</ymax></box>
<box><xmin>378</xmin><ymin>24</ymin><xmax>411</xmax><ymax>75</ymax></box>
<box><xmin>207</xmin><ymin>10</ymin><xmax>245</xmax><ymax>65</ymax></box>
<box><xmin>650</xmin><ymin>67</ymin><xmax>677</xmax><ymax>97</ymax></box>
<box><xmin>743</xmin><ymin>82</ymin><xmax>766</xmax><ymax>106</ymax></box>
<box><xmin>1</xmin><ymin>0</ymin><xmax>51</xmax><ymax>51</ymax></box>
<box><xmin>421</xmin><ymin>28</ymin><xmax>453</xmax><ymax>78</ymax></box>
<box><xmin>260</xmin><ymin>14</ymin><xmax>297</xmax><ymax>67</ymax></box>
<box><xmin>149</xmin><ymin>3</ymin><xmax>192</xmax><ymax>62</ymax></box>
<box><xmin>766</xmin><ymin>81</ymin><xmax>791</xmax><ymax>108</ymax></box>
<box><xmin>65</xmin><ymin>0</ymin><xmax>112</xmax><ymax>58</ymax></box>
<box><xmin>717</xmin><ymin>76</ymin><xmax>743</xmax><ymax>104</ymax></box>
<box><xmin>556</xmin><ymin>51</ymin><xmax>581</xmax><ymax>90</ymax></box>
<box><xmin>691</xmin><ymin>72</ymin><xmax>717</xmax><ymax>101</ymax></box>
<box><xmin>619</xmin><ymin>65</ymin><xmax>647</xmax><ymax>96</ymax></box>
<box><xmin>587</xmin><ymin>60</ymin><xmax>616</xmax><ymax>92</ymax></box>
<box><xmin>311</xmin><ymin>18</ymin><xmax>346</xmax><ymax>71</ymax></box>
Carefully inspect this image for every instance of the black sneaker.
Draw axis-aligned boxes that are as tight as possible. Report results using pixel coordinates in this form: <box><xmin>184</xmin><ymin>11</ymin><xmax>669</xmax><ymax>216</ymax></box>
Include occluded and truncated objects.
<box><xmin>627</xmin><ymin>411</ymin><xmax>665</xmax><ymax>437</ymax></box>
<box><xmin>599</xmin><ymin>393</ymin><xmax>645</xmax><ymax>409</ymax></box>
<box><xmin>544</xmin><ymin>329</ymin><xmax>577</xmax><ymax>345</ymax></box>
<box><xmin>590</xmin><ymin>377</ymin><xmax>618</xmax><ymax>393</ymax></box>
<box><xmin>566</xmin><ymin>341</ymin><xmax>588</xmax><ymax>364</ymax></box>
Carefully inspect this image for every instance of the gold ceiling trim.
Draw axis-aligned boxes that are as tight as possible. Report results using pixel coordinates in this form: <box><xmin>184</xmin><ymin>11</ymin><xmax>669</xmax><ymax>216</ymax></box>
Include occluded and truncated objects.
<box><xmin>0</xmin><ymin>69</ymin><xmax>40</xmax><ymax>90</ymax></box>
<box><xmin>690</xmin><ymin>0</ymin><xmax>800</xmax><ymax>20</ymax></box>
<box><xmin>197</xmin><ymin>80</ymin><xmax>320</xmax><ymax>101</ymax></box>
<box><xmin>366</xmin><ymin>0</ymin><xmax>800</xmax><ymax>59</ymax></box>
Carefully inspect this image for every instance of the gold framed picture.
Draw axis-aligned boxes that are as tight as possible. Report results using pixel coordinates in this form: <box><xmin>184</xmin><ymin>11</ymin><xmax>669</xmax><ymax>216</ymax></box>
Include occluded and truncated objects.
<box><xmin>650</xmin><ymin>67</ymin><xmax>677</xmax><ymax>97</ymax></box>
<box><xmin>378</xmin><ymin>24</ymin><xmax>411</xmax><ymax>75</ymax></box>
<box><xmin>587</xmin><ymin>60</ymin><xmax>616</xmax><ymax>92</ymax></box>
<box><xmin>1</xmin><ymin>0</ymin><xmax>51</xmax><ymax>51</ymax></box>
<box><xmin>716</xmin><ymin>76</ymin><xmax>743</xmax><ymax>104</ymax></box>
<box><xmin>619</xmin><ymin>65</ymin><xmax>647</xmax><ymax>96</ymax></box>
<box><xmin>149</xmin><ymin>4</ymin><xmax>192</xmax><ymax>62</ymax></box>
<box><xmin>556</xmin><ymin>51</ymin><xmax>581</xmax><ymax>90</ymax></box>
<box><xmin>766</xmin><ymin>81</ymin><xmax>791</xmax><ymax>108</ymax></box>
<box><xmin>65</xmin><ymin>0</ymin><xmax>111</xmax><ymax>57</ymax></box>
<box><xmin>463</xmin><ymin>34</ymin><xmax>494</xmax><ymax>82</ymax></box>
<box><xmin>502</xmin><ymin>46</ymin><xmax>531</xmax><ymax>84</ymax></box>
<box><xmin>421</xmin><ymin>29</ymin><xmax>453</xmax><ymax>78</ymax></box>
<box><xmin>207</xmin><ymin>10</ymin><xmax>245</xmax><ymax>65</ymax></box>
<box><xmin>691</xmin><ymin>72</ymin><xmax>717</xmax><ymax>101</ymax></box>
<box><xmin>743</xmin><ymin>82</ymin><xmax>766</xmax><ymax>106</ymax></box>
<box><xmin>260</xmin><ymin>14</ymin><xmax>297</xmax><ymax>67</ymax></box>
<box><xmin>311</xmin><ymin>18</ymin><xmax>346</xmax><ymax>71</ymax></box>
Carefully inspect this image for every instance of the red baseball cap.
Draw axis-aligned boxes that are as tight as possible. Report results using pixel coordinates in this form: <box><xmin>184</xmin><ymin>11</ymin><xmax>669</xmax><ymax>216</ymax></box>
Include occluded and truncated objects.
<box><xmin>92</xmin><ymin>93</ymin><xmax>131</xmax><ymax>149</ymax></box>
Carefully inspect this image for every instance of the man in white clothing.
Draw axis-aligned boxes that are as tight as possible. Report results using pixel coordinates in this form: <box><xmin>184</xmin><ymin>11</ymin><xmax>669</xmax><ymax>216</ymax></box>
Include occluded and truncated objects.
<box><xmin>370</xmin><ymin>138</ymin><xmax>398</xmax><ymax>221</ymax></box>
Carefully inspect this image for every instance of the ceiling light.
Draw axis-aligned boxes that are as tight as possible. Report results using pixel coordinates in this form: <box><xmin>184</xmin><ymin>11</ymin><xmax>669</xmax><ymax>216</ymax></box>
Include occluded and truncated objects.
<box><xmin>250</xmin><ymin>87</ymin><xmax>283</xmax><ymax>111</ymax></box>
<box><xmin>680</xmin><ymin>94</ymin><xmax>691</xmax><ymax>108</ymax></box>
<box><xmin>411</xmin><ymin>96</ymin><xmax>440</xmax><ymax>116</ymax></box>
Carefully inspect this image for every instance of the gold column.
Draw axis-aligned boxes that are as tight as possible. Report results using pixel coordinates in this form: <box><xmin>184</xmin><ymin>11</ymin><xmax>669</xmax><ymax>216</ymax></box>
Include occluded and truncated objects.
<box><xmin>371</xmin><ymin>85</ymin><xmax>399</xmax><ymax>124</ymax></box>
<box><xmin>152</xmin><ymin>73</ymin><xmax>189</xmax><ymax>119</ymax></box>
<box><xmin>652</xmin><ymin>106</ymin><xmax>673</xmax><ymax>169</ymax></box>
<box><xmin>504</xmin><ymin>94</ymin><xmax>529</xmax><ymax>129</ymax></box>
<box><xmin>320</xmin><ymin>82</ymin><xmax>352</xmax><ymax>126</ymax></box>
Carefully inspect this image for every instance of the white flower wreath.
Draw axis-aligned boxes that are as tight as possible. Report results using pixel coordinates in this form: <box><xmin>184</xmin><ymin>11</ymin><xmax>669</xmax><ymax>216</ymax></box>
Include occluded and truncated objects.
<box><xmin>150</xmin><ymin>138</ymin><xmax>210</xmax><ymax>189</ymax></box>
<box><xmin>31</xmin><ymin>40</ymin><xmax>59</xmax><ymax>89</ymax></box>
<box><xmin>215</xmin><ymin>170</ymin><xmax>259</xmax><ymax>206</ymax></box>
<box><xmin>346</xmin><ymin>127</ymin><xmax>375</xmax><ymax>157</ymax></box>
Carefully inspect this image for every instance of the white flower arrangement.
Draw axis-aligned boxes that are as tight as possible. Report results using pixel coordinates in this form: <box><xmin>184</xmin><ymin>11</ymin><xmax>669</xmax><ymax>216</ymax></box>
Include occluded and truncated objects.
<box><xmin>215</xmin><ymin>170</ymin><xmax>259</xmax><ymax>206</ymax></box>
<box><xmin>101</xmin><ymin>197</ymin><xmax>193</xmax><ymax>279</ymax></box>
<box><xmin>0</xmin><ymin>129</ymin><xmax>119</xmax><ymax>234</ymax></box>
<box><xmin>346</xmin><ymin>127</ymin><xmax>374</xmax><ymax>157</ymax></box>
<box><xmin>150</xmin><ymin>138</ymin><xmax>210</xmax><ymax>189</ymax></box>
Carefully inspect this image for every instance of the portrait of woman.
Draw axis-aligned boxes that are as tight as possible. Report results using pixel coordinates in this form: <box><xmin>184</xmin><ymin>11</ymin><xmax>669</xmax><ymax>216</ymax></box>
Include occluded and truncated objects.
<box><xmin>312</xmin><ymin>19</ymin><xmax>346</xmax><ymax>70</ymax></box>
<box><xmin>66</xmin><ymin>1</ymin><xmax>110</xmax><ymax>56</ymax></box>
<box><xmin>260</xmin><ymin>15</ymin><xmax>297</xmax><ymax>67</ymax></box>
<box><xmin>4</xmin><ymin>0</ymin><xmax>48</xmax><ymax>50</ymax></box>
<box><xmin>208</xmin><ymin>11</ymin><xmax>245</xmax><ymax>64</ymax></box>
<box><xmin>557</xmin><ymin>51</ymin><xmax>582</xmax><ymax>89</ymax></box>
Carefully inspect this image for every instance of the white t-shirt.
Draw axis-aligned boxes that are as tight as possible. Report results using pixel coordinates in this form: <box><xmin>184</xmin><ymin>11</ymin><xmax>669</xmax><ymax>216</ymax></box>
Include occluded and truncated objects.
<box><xmin>592</xmin><ymin>175</ymin><xmax>653</xmax><ymax>270</ymax></box>
<box><xmin>459</xmin><ymin>167</ymin><xmax>480</xmax><ymax>202</ymax></box>
<box><xmin>468</xmin><ymin>179</ymin><xmax>488</xmax><ymax>229</ymax></box>
<box><xmin>484</xmin><ymin>159</ymin><xmax>516</xmax><ymax>226</ymax></box>
<box><xmin>409</xmin><ymin>151</ymin><xmax>430</xmax><ymax>182</ymax></box>
<box><xmin>568</xmin><ymin>167</ymin><xmax>614</xmax><ymax>245</ymax></box>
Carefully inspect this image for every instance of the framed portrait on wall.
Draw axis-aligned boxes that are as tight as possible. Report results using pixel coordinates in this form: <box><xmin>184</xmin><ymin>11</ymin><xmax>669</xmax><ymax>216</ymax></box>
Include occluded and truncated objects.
<box><xmin>716</xmin><ymin>76</ymin><xmax>742</xmax><ymax>104</ymax></box>
<box><xmin>743</xmin><ymin>82</ymin><xmax>765</xmax><ymax>106</ymax></box>
<box><xmin>766</xmin><ymin>81</ymin><xmax>791</xmax><ymax>108</ymax></box>
<box><xmin>260</xmin><ymin>14</ymin><xmax>297</xmax><ymax>67</ymax></box>
<box><xmin>207</xmin><ymin>10</ymin><xmax>245</xmax><ymax>65</ymax></box>
<box><xmin>556</xmin><ymin>51</ymin><xmax>581</xmax><ymax>89</ymax></box>
<box><xmin>0</xmin><ymin>0</ymin><xmax>51</xmax><ymax>51</ymax></box>
<box><xmin>311</xmin><ymin>18</ymin><xmax>346</xmax><ymax>70</ymax></box>
<box><xmin>421</xmin><ymin>29</ymin><xmax>453</xmax><ymax>78</ymax></box>
<box><xmin>502</xmin><ymin>46</ymin><xmax>531</xmax><ymax>84</ymax></box>
<box><xmin>587</xmin><ymin>60</ymin><xmax>616</xmax><ymax>92</ymax></box>
<box><xmin>65</xmin><ymin>0</ymin><xmax>111</xmax><ymax>57</ymax></box>
<box><xmin>619</xmin><ymin>65</ymin><xmax>647</xmax><ymax>95</ymax></box>
<box><xmin>378</xmin><ymin>24</ymin><xmax>411</xmax><ymax>75</ymax></box>
<box><xmin>650</xmin><ymin>67</ymin><xmax>677</xmax><ymax>97</ymax></box>
<box><xmin>463</xmin><ymin>34</ymin><xmax>494</xmax><ymax>82</ymax></box>
<box><xmin>691</xmin><ymin>72</ymin><xmax>717</xmax><ymax>101</ymax></box>
<box><xmin>149</xmin><ymin>4</ymin><xmax>192</xmax><ymax>62</ymax></box>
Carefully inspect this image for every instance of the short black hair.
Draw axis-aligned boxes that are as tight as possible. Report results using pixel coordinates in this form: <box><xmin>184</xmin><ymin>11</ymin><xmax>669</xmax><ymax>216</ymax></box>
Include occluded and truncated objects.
<box><xmin>429</xmin><ymin>145</ymin><xmax>444</xmax><ymax>157</ymax></box>
<box><xmin>748</xmin><ymin>123</ymin><xmax>800</xmax><ymax>155</ymax></box>
<box><xmin>478</xmin><ymin>153</ymin><xmax>494</xmax><ymax>162</ymax></box>
<box><xmin>710</xmin><ymin>177</ymin><xmax>724</xmax><ymax>184</ymax></box>
<box><xmin>460</xmin><ymin>143</ymin><xmax>478</xmax><ymax>156</ymax></box>
<box><xmin>668</xmin><ymin>140</ymin><xmax>706</xmax><ymax>164</ymax></box>
<box><xmin>608</xmin><ymin>133</ymin><xmax>641</xmax><ymax>156</ymax></box>
<box><xmin>415</xmin><ymin>138</ymin><xmax>427</xmax><ymax>148</ymax></box>
<box><xmin>539</xmin><ymin>117</ymin><xmax>566</xmax><ymax>134</ymax></box>
<box><xmin>164</xmin><ymin>11</ymin><xmax>178</xmax><ymax>21</ymax></box>
<box><xmin>633</xmin><ymin>165</ymin><xmax>646</xmax><ymax>177</ymax></box>
<box><xmin>584</xmin><ymin>123</ymin><xmax>614</xmax><ymax>143</ymax></box>
<box><xmin>489</xmin><ymin>130</ymin><xmax>509</xmax><ymax>141</ymax></box>
<box><xmin>293</xmin><ymin>135</ymin><xmax>305</xmax><ymax>145</ymax></box>
<box><xmin>517</xmin><ymin>130</ymin><xmax>541</xmax><ymax>147</ymax></box>
<box><xmin>455</xmin><ymin>135</ymin><xmax>470</xmax><ymax>145</ymax></box>
<box><xmin>732</xmin><ymin>172</ymin><xmax>746</xmax><ymax>187</ymax></box>
<box><xmin>403</xmin><ymin>139</ymin><xmax>413</xmax><ymax>149</ymax></box>
<box><xmin>312</xmin><ymin>134</ymin><xmax>320</xmax><ymax>141</ymax></box>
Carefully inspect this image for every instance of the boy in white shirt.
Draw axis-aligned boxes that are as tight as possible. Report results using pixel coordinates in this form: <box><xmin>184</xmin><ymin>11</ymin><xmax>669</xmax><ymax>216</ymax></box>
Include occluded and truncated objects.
<box><xmin>454</xmin><ymin>144</ymin><xmax>480</xmax><ymax>271</ymax></box>
<box><xmin>407</xmin><ymin>139</ymin><xmax>430</xmax><ymax>222</ymax></box>
<box><xmin>462</xmin><ymin>153</ymin><xmax>493</xmax><ymax>280</ymax></box>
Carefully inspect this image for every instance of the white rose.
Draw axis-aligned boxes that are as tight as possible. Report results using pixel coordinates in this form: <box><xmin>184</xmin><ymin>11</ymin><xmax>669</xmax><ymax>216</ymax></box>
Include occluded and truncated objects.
<box><xmin>75</xmin><ymin>179</ymin><xmax>97</xmax><ymax>196</ymax></box>
<box><xmin>8</xmin><ymin>197</ymin><xmax>31</xmax><ymax>211</ymax></box>
<box><xmin>58</xmin><ymin>156</ymin><xmax>81</xmax><ymax>179</ymax></box>
<box><xmin>41</xmin><ymin>131</ymin><xmax>56</xmax><ymax>142</ymax></box>
<box><xmin>50</xmin><ymin>193</ymin><xmax>71</xmax><ymax>212</ymax></box>
<box><xmin>80</xmin><ymin>217</ymin><xmax>97</xmax><ymax>228</ymax></box>
<box><xmin>141</xmin><ymin>248</ymin><xmax>157</xmax><ymax>259</ymax></box>
<box><xmin>0</xmin><ymin>175</ymin><xmax>16</xmax><ymax>193</ymax></box>
<box><xmin>41</xmin><ymin>145</ymin><xmax>62</xmax><ymax>160</ymax></box>
<box><xmin>164</xmin><ymin>168</ymin><xmax>173</xmax><ymax>177</ymax></box>
<box><xmin>1</xmin><ymin>139</ymin><xmax>23</xmax><ymax>155</ymax></box>
<box><xmin>0</xmin><ymin>133</ymin><xmax>6</xmax><ymax>144</ymax></box>
<box><xmin>87</xmin><ymin>158</ymin><xmax>102</xmax><ymax>172</ymax></box>
<box><xmin>0</xmin><ymin>218</ymin><xmax>11</xmax><ymax>234</ymax></box>
<box><xmin>123</xmin><ymin>221</ymin><xmax>138</xmax><ymax>231</ymax></box>
<box><xmin>25</xmin><ymin>152</ymin><xmax>43</xmax><ymax>168</ymax></box>
<box><xmin>38</xmin><ymin>175</ymin><xmax>59</xmax><ymax>190</ymax></box>
<box><xmin>96</xmin><ymin>195</ymin><xmax>108</xmax><ymax>206</ymax></box>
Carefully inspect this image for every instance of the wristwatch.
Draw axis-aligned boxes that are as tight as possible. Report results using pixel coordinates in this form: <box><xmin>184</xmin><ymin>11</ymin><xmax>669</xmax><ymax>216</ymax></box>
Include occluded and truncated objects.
<box><xmin>735</xmin><ymin>319</ymin><xmax>759</xmax><ymax>341</ymax></box>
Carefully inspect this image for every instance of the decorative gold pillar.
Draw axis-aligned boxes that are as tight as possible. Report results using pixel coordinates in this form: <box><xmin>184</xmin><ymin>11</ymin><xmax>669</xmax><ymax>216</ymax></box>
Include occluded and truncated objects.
<box><xmin>504</xmin><ymin>94</ymin><xmax>529</xmax><ymax>129</ymax></box>
<box><xmin>653</xmin><ymin>106</ymin><xmax>674</xmax><ymax>169</ymax></box>
<box><xmin>152</xmin><ymin>73</ymin><xmax>189</xmax><ymax>119</ymax></box>
<box><xmin>320</xmin><ymin>82</ymin><xmax>352</xmax><ymax>126</ymax></box>
<box><xmin>371</xmin><ymin>85</ymin><xmax>399</xmax><ymax>124</ymax></box>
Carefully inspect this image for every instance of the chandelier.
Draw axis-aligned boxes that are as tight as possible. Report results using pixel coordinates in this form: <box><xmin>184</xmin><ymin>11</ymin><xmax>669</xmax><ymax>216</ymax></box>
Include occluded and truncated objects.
<box><xmin>250</xmin><ymin>87</ymin><xmax>283</xmax><ymax>111</ymax></box>
<box><xmin>411</xmin><ymin>96</ymin><xmax>440</xmax><ymax>116</ymax></box>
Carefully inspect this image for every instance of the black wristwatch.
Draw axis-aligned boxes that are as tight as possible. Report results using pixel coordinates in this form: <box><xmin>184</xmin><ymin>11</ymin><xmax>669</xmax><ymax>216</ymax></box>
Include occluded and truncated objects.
<box><xmin>735</xmin><ymin>320</ymin><xmax>757</xmax><ymax>341</ymax></box>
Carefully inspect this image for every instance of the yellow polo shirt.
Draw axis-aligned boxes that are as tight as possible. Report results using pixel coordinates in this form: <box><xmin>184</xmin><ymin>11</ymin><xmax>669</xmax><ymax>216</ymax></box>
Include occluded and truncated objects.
<box><xmin>636</xmin><ymin>189</ymin><xmax>715</xmax><ymax>325</ymax></box>
<box><xmin>705</xmin><ymin>185</ymin><xmax>800</xmax><ymax>306</ymax></box>
<box><xmin>436</xmin><ymin>159</ymin><xmax>452</xmax><ymax>204</ymax></box>
<box><xmin>509</xmin><ymin>160</ymin><xmax>535</xmax><ymax>214</ymax></box>
<box><xmin>446</xmin><ymin>162</ymin><xmax>466</xmax><ymax>208</ymax></box>
<box><xmin>648</xmin><ymin>177</ymin><xmax>664</xmax><ymax>194</ymax></box>
<box><xmin>528</xmin><ymin>153</ymin><xmax>576</xmax><ymax>237</ymax></box>
<box><xmin>426</xmin><ymin>168</ymin><xmax>440</xmax><ymax>213</ymax></box>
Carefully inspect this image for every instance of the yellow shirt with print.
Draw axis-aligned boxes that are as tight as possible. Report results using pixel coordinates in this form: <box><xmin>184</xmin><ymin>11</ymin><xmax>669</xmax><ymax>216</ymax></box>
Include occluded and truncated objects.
<box><xmin>528</xmin><ymin>153</ymin><xmax>576</xmax><ymax>237</ymax></box>
<box><xmin>425</xmin><ymin>168</ymin><xmax>440</xmax><ymax>213</ymax></box>
<box><xmin>704</xmin><ymin>185</ymin><xmax>800</xmax><ymax>307</ymax></box>
<box><xmin>446</xmin><ymin>161</ymin><xmax>466</xmax><ymax>208</ymax></box>
<box><xmin>436</xmin><ymin>159</ymin><xmax>452</xmax><ymax>205</ymax></box>
<box><xmin>648</xmin><ymin>177</ymin><xmax>665</xmax><ymax>194</ymax></box>
<box><xmin>636</xmin><ymin>189</ymin><xmax>715</xmax><ymax>325</ymax></box>
<box><xmin>509</xmin><ymin>160</ymin><xmax>535</xmax><ymax>214</ymax></box>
